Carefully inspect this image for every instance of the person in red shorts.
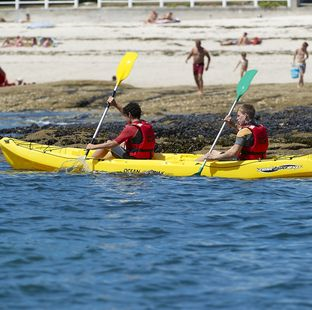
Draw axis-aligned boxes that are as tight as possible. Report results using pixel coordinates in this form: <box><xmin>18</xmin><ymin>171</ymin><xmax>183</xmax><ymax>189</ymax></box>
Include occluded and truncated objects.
<box><xmin>0</xmin><ymin>66</ymin><xmax>15</xmax><ymax>87</ymax></box>
<box><xmin>86</xmin><ymin>96</ymin><xmax>156</xmax><ymax>160</ymax></box>
<box><xmin>185</xmin><ymin>39</ymin><xmax>211</xmax><ymax>95</ymax></box>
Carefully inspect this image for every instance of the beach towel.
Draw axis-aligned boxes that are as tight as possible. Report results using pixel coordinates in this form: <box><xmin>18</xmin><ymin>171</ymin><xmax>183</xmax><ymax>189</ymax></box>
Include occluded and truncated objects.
<box><xmin>27</xmin><ymin>22</ymin><xmax>54</xmax><ymax>29</ymax></box>
<box><xmin>250</xmin><ymin>37</ymin><xmax>262</xmax><ymax>45</ymax></box>
<box><xmin>155</xmin><ymin>18</ymin><xmax>180</xmax><ymax>24</ymax></box>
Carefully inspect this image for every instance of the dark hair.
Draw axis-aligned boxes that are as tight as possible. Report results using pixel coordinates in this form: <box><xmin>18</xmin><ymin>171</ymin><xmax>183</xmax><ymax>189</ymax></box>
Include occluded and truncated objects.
<box><xmin>239</xmin><ymin>104</ymin><xmax>255</xmax><ymax>120</ymax></box>
<box><xmin>123</xmin><ymin>102</ymin><xmax>142</xmax><ymax>119</ymax></box>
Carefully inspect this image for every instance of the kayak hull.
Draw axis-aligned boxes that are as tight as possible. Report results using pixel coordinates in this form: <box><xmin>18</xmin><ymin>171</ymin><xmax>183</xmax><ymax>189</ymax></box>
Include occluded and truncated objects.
<box><xmin>1</xmin><ymin>138</ymin><xmax>312</xmax><ymax>179</ymax></box>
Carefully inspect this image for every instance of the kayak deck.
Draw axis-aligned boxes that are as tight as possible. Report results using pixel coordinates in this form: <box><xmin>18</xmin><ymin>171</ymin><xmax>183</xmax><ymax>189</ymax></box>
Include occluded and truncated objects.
<box><xmin>1</xmin><ymin>137</ymin><xmax>312</xmax><ymax>179</ymax></box>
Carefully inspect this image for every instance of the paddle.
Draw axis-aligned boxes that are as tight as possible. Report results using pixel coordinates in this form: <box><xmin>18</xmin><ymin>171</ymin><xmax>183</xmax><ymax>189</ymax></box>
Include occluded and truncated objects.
<box><xmin>85</xmin><ymin>52</ymin><xmax>138</xmax><ymax>158</ymax></box>
<box><xmin>196</xmin><ymin>69</ymin><xmax>258</xmax><ymax>176</ymax></box>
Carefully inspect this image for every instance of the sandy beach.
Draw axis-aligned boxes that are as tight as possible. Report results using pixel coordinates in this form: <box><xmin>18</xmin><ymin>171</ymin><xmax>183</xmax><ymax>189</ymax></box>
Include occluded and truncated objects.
<box><xmin>0</xmin><ymin>8</ymin><xmax>312</xmax><ymax>87</ymax></box>
<box><xmin>1</xmin><ymin>8</ymin><xmax>312</xmax><ymax>155</ymax></box>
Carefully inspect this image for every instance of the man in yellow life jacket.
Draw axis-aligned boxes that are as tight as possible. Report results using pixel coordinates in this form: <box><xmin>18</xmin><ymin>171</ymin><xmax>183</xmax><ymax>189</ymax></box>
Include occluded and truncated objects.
<box><xmin>87</xmin><ymin>97</ymin><xmax>155</xmax><ymax>160</ymax></box>
<box><xmin>198</xmin><ymin>104</ymin><xmax>268</xmax><ymax>161</ymax></box>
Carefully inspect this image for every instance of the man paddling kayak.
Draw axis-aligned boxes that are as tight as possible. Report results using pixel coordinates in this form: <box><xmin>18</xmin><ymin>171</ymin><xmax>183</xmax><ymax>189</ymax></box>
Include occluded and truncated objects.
<box><xmin>197</xmin><ymin>104</ymin><xmax>268</xmax><ymax>161</ymax></box>
<box><xmin>86</xmin><ymin>96</ymin><xmax>156</xmax><ymax>160</ymax></box>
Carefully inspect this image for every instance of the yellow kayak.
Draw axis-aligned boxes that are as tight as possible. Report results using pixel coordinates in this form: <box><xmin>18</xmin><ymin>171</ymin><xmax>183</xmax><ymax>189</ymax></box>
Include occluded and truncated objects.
<box><xmin>1</xmin><ymin>137</ymin><xmax>312</xmax><ymax>179</ymax></box>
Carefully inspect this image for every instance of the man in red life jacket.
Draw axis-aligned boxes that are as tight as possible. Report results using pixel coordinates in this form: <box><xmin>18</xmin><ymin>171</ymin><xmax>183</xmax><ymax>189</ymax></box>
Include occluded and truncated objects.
<box><xmin>86</xmin><ymin>96</ymin><xmax>155</xmax><ymax>160</ymax></box>
<box><xmin>197</xmin><ymin>104</ymin><xmax>268</xmax><ymax>161</ymax></box>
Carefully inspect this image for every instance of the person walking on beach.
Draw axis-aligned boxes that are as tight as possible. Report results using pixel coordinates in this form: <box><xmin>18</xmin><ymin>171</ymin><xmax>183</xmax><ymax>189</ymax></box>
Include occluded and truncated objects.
<box><xmin>185</xmin><ymin>39</ymin><xmax>211</xmax><ymax>95</ymax></box>
<box><xmin>197</xmin><ymin>104</ymin><xmax>268</xmax><ymax>161</ymax></box>
<box><xmin>86</xmin><ymin>96</ymin><xmax>156</xmax><ymax>160</ymax></box>
<box><xmin>293</xmin><ymin>42</ymin><xmax>309</xmax><ymax>87</ymax></box>
<box><xmin>234</xmin><ymin>52</ymin><xmax>248</xmax><ymax>78</ymax></box>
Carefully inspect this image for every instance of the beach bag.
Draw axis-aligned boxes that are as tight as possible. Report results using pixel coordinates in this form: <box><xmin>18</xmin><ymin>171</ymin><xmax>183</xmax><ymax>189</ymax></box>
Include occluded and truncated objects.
<box><xmin>291</xmin><ymin>66</ymin><xmax>299</xmax><ymax>79</ymax></box>
<box><xmin>250</xmin><ymin>37</ymin><xmax>262</xmax><ymax>45</ymax></box>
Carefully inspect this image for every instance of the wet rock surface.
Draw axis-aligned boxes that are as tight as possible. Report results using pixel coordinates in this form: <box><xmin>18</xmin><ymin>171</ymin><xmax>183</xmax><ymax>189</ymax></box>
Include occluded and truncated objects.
<box><xmin>1</xmin><ymin>106</ymin><xmax>311</xmax><ymax>156</ymax></box>
<box><xmin>0</xmin><ymin>81</ymin><xmax>311</xmax><ymax>156</ymax></box>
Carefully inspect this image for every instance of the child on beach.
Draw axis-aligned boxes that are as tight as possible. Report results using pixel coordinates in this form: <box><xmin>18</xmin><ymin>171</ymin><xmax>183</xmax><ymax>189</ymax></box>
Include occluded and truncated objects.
<box><xmin>234</xmin><ymin>52</ymin><xmax>248</xmax><ymax>78</ymax></box>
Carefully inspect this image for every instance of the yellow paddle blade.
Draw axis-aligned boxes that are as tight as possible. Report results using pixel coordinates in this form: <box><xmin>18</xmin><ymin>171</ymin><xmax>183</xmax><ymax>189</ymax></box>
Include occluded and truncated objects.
<box><xmin>116</xmin><ymin>52</ymin><xmax>138</xmax><ymax>86</ymax></box>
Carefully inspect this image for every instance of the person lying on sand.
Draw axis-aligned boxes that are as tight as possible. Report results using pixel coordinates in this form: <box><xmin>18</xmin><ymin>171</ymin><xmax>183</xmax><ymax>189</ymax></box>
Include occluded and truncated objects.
<box><xmin>15</xmin><ymin>36</ymin><xmax>24</xmax><ymax>47</ymax></box>
<box><xmin>145</xmin><ymin>10</ymin><xmax>158</xmax><ymax>24</ymax></box>
<box><xmin>2</xmin><ymin>36</ymin><xmax>56</xmax><ymax>48</ymax></box>
<box><xmin>156</xmin><ymin>12</ymin><xmax>180</xmax><ymax>24</ymax></box>
<box><xmin>238</xmin><ymin>32</ymin><xmax>262</xmax><ymax>45</ymax></box>
<box><xmin>19</xmin><ymin>13</ymin><xmax>31</xmax><ymax>23</ymax></box>
<box><xmin>2</xmin><ymin>36</ymin><xmax>29</xmax><ymax>47</ymax></box>
<box><xmin>221</xmin><ymin>33</ymin><xmax>261</xmax><ymax>46</ymax></box>
<box><xmin>2</xmin><ymin>38</ymin><xmax>14</xmax><ymax>47</ymax></box>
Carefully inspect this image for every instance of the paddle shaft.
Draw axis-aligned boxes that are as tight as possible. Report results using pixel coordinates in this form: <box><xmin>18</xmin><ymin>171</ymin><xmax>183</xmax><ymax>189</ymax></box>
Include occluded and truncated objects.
<box><xmin>85</xmin><ymin>84</ymin><xmax>118</xmax><ymax>157</ymax></box>
<box><xmin>208</xmin><ymin>95</ymin><xmax>240</xmax><ymax>154</ymax></box>
<box><xmin>197</xmin><ymin>95</ymin><xmax>241</xmax><ymax>175</ymax></box>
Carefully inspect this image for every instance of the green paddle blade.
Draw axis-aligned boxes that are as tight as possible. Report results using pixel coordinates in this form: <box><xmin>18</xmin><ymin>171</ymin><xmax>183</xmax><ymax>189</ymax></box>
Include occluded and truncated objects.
<box><xmin>236</xmin><ymin>69</ymin><xmax>258</xmax><ymax>98</ymax></box>
<box><xmin>116</xmin><ymin>52</ymin><xmax>138</xmax><ymax>86</ymax></box>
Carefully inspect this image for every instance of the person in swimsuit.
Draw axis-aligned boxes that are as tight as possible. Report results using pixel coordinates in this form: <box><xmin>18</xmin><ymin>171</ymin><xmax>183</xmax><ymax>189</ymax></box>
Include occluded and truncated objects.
<box><xmin>293</xmin><ymin>42</ymin><xmax>309</xmax><ymax>87</ymax></box>
<box><xmin>234</xmin><ymin>52</ymin><xmax>248</xmax><ymax>78</ymax></box>
<box><xmin>238</xmin><ymin>32</ymin><xmax>250</xmax><ymax>45</ymax></box>
<box><xmin>145</xmin><ymin>10</ymin><xmax>158</xmax><ymax>24</ymax></box>
<box><xmin>185</xmin><ymin>39</ymin><xmax>211</xmax><ymax>95</ymax></box>
<box><xmin>0</xmin><ymin>67</ymin><xmax>15</xmax><ymax>87</ymax></box>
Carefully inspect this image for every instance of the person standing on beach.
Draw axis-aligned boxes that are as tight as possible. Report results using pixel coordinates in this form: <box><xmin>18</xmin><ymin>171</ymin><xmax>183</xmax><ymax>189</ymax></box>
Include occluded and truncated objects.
<box><xmin>293</xmin><ymin>42</ymin><xmax>309</xmax><ymax>87</ymax></box>
<box><xmin>185</xmin><ymin>40</ymin><xmax>211</xmax><ymax>95</ymax></box>
<box><xmin>234</xmin><ymin>52</ymin><xmax>248</xmax><ymax>78</ymax></box>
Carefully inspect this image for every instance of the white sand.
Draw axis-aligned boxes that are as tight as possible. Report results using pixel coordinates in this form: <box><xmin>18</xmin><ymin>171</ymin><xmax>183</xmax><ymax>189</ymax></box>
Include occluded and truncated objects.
<box><xmin>0</xmin><ymin>9</ymin><xmax>311</xmax><ymax>87</ymax></box>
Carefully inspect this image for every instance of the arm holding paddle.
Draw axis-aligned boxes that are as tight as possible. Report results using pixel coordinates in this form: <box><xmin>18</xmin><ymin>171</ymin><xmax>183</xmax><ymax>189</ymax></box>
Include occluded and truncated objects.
<box><xmin>224</xmin><ymin>114</ymin><xmax>239</xmax><ymax>132</ymax></box>
<box><xmin>107</xmin><ymin>96</ymin><xmax>123</xmax><ymax>114</ymax></box>
<box><xmin>85</xmin><ymin>52</ymin><xmax>138</xmax><ymax>158</ymax></box>
<box><xmin>197</xmin><ymin>115</ymin><xmax>242</xmax><ymax>161</ymax></box>
<box><xmin>195</xmin><ymin>69</ymin><xmax>257</xmax><ymax>176</ymax></box>
<box><xmin>86</xmin><ymin>97</ymin><xmax>124</xmax><ymax>158</ymax></box>
<box><xmin>87</xmin><ymin>140</ymin><xmax>118</xmax><ymax>151</ymax></box>
<box><xmin>200</xmin><ymin>145</ymin><xmax>243</xmax><ymax>161</ymax></box>
<box><xmin>198</xmin><ymin>102</ymin><xmax>268</xmax><ymax>164</ymax></box>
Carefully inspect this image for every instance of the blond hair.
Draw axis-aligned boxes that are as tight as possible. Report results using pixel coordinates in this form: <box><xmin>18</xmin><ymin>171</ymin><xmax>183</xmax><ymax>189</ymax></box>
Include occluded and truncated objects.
<box><xmin>238</xmin><ymin>104</ymin><xmax>255</xmax><ymax>120</ymax></box>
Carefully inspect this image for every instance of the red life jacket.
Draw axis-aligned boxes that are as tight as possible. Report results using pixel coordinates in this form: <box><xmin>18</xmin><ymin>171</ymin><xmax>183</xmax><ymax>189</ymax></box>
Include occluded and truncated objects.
<box><xmin>126</xmin><ymin>120</ymin><xmax>155</xmax><ymax>159</ymax></box>
<box><xmin>239</xmin><ymin>124</ymin><xmax>268</xmax><ymax>160</ymax></box>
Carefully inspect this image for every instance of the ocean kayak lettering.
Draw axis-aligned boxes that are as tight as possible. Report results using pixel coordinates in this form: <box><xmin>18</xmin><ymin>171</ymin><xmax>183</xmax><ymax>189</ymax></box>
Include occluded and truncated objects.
<box><xmin>123</xmin><ymin>168</ymin><xmax>164</xmax><ymax>175</ymax></box>
<box><xmin>124</xmin><ymin>168</ymin><xmax>141</xmax><ymax>174</ymax></box>
<box><xmin>257</xmin><ymin>164</ymin><xmax>302</xmax><ymax>173</ymax></box>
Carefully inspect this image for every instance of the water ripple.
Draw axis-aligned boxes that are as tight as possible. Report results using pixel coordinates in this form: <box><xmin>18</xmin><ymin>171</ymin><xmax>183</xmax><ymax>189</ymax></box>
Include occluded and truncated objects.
<box><xmin>1</xmin><ymin>158</ymin><xmax>312</xmax><ymax>308</ymax></box>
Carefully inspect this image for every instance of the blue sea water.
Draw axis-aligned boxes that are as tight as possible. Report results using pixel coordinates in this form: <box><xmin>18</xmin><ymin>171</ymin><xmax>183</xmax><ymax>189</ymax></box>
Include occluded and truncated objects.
<box><xmin>0</xmin><ymin>111</ymin><xmax>98</xmax><ymax>130</ymax></box>
<box><xmin>1</xmin><ymin>155</ymin><xmax>312</xmax><ymax>310</ymax></box>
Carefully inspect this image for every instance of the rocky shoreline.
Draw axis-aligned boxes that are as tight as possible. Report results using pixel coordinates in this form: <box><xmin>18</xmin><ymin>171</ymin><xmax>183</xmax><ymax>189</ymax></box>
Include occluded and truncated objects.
<box><xmin>1</xmin><ymin>106</ymin><xmax>312</xmax><ymax>156</ymax></box>
<box><xmin>0</xmin><ymin>81</ymin><xmax>312</xmax><ymax>156</ymax></box>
